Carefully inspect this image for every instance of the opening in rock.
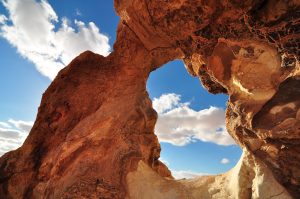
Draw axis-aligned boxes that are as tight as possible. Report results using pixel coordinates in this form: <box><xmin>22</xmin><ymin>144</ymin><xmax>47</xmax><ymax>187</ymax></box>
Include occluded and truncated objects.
<box><xmin>147</xmin><ymin>60</ymin><xmax>242</xmax><ymax>179</ymax></box>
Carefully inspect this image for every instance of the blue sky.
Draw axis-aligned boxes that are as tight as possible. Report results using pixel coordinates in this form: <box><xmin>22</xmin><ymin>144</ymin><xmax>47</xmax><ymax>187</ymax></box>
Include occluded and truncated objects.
<box><xmin>0</xmin><ymin>0</ymin><xmax>241</xmax><ymax>178</ymax></box>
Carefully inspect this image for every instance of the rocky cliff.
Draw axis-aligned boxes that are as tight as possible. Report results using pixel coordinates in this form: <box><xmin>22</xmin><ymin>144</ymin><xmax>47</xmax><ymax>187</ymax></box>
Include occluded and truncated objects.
<box><xmin>0</xmin><ymin>0</ymin><xmax>299</xmax><ymax>198</ymax></box>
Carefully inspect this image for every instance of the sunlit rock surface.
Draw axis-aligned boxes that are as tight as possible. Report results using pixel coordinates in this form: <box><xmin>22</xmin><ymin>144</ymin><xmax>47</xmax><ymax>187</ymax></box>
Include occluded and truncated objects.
<box><xmin>0</xmin><ymin>0</ymin><xmax>299</xmax><ymax>198</ymax></box>
<box><xmin>127</xmin><ymin>151</ymin><xmax>291</xmax><ymax>199</ymax></box>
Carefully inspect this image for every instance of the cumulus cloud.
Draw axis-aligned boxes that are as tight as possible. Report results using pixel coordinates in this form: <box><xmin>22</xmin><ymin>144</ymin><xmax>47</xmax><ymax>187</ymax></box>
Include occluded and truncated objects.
<box><xmin>0</xmin><ymin>119</ymin><xmax>33</xmax><ymax>156</ymax></box>
<box><xmin>220</xmin><ymin>158</ymin><xmax>230</xmax><ymax>164</ymax></box>
<box><xmin>171</xmin><ymin>170</ymin><xmax>208</xmax><ymax>179</ymax></box>
<box><xmin>153</xmin><ymin>93</ymin><xmax>236</xmax><ymax>146</ymax></box>
<box><xmin>153</xmin><ymin>93</ymin><xmax>181</xmax><ymax>113</ymax></box>
<box><xmin>0</xmin><ymin>0</ymin><xmax>110</xmax><ymax>79</ymax></box>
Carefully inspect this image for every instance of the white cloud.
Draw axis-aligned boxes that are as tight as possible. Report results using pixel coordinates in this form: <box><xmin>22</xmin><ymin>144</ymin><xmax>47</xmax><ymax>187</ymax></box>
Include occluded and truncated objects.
<box><xmin>0</xmin><ymin>0</ymin><xmax>110</xmax><ymax>80</ymax></box>
<box><xmin>0</xmin><ymin>128</ymin><xmax>21</xmax><ymax>139</ymax></box>
<box><xmin>153</xmin><ymin>93</ymin><xmax>182</xmax><ymax>114</ymax></box>
<box><xmin>0</xmin><ymin>119</ymin><xmax>33</xmax><ymax>157</ymax></box>
<box><xmin>171</xmin><ymin>170</ymin><xmax>208</xmax><ymax>179</ymax></box>
<box><xmin>220</xmin><ymin>158</ymin><xmax>230</xmax><ymax>164</ymax></box>
<box><xmin>8</xmin><ymin>119</ymin><xmax>34</xmax><ymax>132</ymax></box>
<box><xmin>0</xmin><ymin>14</ymin><xmax>7</xmax><ymax>24</ymax></box>
<box><xmin>153</xmin><ymin>93</ymin><xmax>236</xmax><ymax>146</ymax></box>
<box><xmin>0</xmin><ymin>121</ymin><xmax>11</xmax><ymax>128</ymax></box>
<box><xmin>75</xmin><ymin>9</ymin><xmax>82</xmax><ymax>16</ymax></box>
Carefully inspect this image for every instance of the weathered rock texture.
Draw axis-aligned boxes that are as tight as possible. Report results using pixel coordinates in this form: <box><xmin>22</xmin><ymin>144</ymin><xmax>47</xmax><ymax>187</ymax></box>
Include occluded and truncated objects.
<box><xmin>0</xmin><ymin>0</ymin><xmax>299</xmax><ymax>198</ymax></box>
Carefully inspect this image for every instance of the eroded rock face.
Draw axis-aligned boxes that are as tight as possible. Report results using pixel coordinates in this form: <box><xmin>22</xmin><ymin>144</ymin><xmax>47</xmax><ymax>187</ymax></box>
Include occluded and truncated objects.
<box><xmin>0</xmin><ymin>0</ymin><xmax>299</xmax><ymax>198</ymax></box>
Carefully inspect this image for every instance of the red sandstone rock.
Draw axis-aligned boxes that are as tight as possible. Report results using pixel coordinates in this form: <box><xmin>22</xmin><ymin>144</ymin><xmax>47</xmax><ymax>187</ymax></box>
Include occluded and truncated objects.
<box><xmin>0</xmin><ymin>0</ymin><xmax>299</xmax><ymax>198</ymax></box>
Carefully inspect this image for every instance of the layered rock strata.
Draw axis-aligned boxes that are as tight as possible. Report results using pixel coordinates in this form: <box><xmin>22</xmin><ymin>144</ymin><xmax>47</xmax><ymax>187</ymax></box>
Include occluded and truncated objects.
<box><xmin>0</xmin><ymin>0</ymin><xmax>299</xmax><ymax>198</ymax></box>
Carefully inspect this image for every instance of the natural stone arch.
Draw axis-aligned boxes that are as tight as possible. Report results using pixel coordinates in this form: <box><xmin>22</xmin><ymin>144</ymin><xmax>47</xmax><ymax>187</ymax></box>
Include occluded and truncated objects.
<box><xmin>0</xmin><ymin>0</ymin><xmax>299</xmax><ymax>198</ymax></box>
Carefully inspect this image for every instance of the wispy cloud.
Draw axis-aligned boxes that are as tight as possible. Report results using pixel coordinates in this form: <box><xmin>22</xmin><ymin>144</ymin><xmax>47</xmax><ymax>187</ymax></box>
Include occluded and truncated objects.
<box><xmin>75</xmin><ymin>9</ymin><xmax>82</xmax><ymax>16</ymax></box>
<box><xmin>7</xmin><ymin>119</ymin><xmax>33</xmax><ymax>132</ymax></box>
<box><xmin>0</xmin><ymin>14</ymin><xmax>7</xmax><ymax>24</ymax></box>
<box><xmin>0</xmin><ymin>119</ymin><xmax>33</xmax><ymax>156</ymax></box>
<box><xmin>0</xmin><ymin>0</ymin><xmax>110</xmax><ymax>80</ymax></box>
<box><xmin>0</xmin><ymin>121</ymin><xmax>11</xmax><ymax>128</ymax></box>
<box><xmin>153</xmin><ymin>93</ymin><xmax>236</xmax><ymax>146</ymax></box>
<box><xmin>220</xmin><ymin>158</ymin><xmax>230</xmax><ymax>164</ymax></box>
<box><xmin>171</xmin><ymin>169</ymin><xmax>208</xmax><ymax>179</ymax></box>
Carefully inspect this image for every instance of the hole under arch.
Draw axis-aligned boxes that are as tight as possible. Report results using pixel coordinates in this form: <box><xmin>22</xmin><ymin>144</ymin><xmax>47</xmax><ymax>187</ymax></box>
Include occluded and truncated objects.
<box><xmin>146</xmin><ymin>59</ymin><xmax>242</xmax><ymax>179</ymax></box>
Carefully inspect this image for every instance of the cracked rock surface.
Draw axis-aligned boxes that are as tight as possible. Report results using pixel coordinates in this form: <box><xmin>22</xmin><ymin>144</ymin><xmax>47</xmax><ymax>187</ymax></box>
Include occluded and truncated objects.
<box><xmin>0</xmin><ymin>0</ymin><xmax>299</xmax><ymax>198</ymax></box>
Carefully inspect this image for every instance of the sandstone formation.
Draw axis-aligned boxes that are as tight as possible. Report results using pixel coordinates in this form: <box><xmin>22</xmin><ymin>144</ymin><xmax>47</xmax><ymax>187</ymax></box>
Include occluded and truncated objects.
<box><xmin>0</xmin><ymin>0</ymin><xmax>299</xmax><ymax>198</ymax></box>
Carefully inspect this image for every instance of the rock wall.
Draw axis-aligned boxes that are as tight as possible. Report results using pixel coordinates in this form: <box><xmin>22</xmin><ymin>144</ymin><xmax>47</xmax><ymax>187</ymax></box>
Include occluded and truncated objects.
<box><xmin>0</xmin><ymin>0</ymin><xmax>299</xmax><ymax>198</ymax></box>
